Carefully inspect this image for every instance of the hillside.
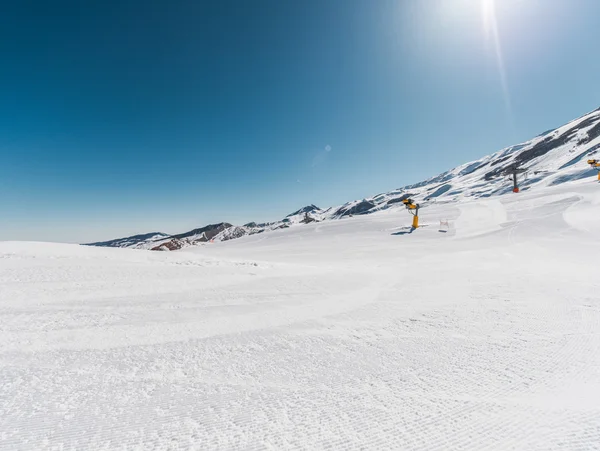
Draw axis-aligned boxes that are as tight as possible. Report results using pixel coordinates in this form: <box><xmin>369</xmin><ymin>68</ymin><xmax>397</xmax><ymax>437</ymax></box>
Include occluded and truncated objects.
<box><xmin>85</xmin><ymin>232</ymin><xmax>170</xmax><ymax>249</ymax></box>
<box><xmin>85</xmin><ymin>107</ymin><xmax>600</xmax><ymax>250</ymax></box>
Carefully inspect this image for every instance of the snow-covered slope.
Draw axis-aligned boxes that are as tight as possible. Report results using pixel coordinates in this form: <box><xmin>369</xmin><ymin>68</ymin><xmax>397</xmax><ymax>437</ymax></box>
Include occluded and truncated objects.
<box><xmin>3</xmin><ymin>180</ymin><xmax>600</xmax><ymax>450</ymax></box>
<box><xmin>321</xmin><ymin>106</ymin><xmax>600</xmax><ymax>215</ymax></box>
<box><xmin>85</xmin><ymin>232</ymin><xmax>170</xmax><ymax>249</ymax></box>
<box><xmin>85</xmin><ymin>107</ymin><xmax>600</xmax><ymax>251</ymax></box>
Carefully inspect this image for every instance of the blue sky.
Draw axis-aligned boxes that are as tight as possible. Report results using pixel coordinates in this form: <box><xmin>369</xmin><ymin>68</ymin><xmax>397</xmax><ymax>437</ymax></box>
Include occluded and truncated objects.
<box><xmin>1</xmin><ymin>0</ymin><xmax>599</xmax><ymax>243</ymax></box>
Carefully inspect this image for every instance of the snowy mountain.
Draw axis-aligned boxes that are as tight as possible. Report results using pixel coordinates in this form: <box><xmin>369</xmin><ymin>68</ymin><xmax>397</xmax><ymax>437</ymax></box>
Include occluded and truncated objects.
<box><xmin>149</xmin><ymin>223</ymin><xmax>232</xmax><ymax>251</ymax></box>
<box><xmin>286</xmin><ymin>204</ymin><xmax>322</xmax><ymax>217</ymax></box>
<box><xmin>85</xmin><ymin>107</ymin><xmax>600</xmax><ymax>251</ymax></box>
<box><xmin>321</xmin><ymin>106</ymin><xmax>600</xmax><ymax>215</ymax></box>
<box><xmin>84</xmin><ymin>232</ymin><xmax>170</xmax><ymax>249</ymax></box>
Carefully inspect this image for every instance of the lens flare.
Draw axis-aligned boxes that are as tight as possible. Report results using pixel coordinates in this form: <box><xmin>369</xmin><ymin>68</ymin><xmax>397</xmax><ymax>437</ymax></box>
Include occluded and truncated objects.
<box><xmin>482</xmin><ymin>0</ymin><xmax>513</xmax><ymax>121</ymax></box>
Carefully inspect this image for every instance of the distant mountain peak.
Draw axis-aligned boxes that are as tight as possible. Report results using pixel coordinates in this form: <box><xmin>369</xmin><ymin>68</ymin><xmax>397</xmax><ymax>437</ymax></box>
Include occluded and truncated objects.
<box><xmin>286</xmin><ymin>204</ymin><xmax>321</xmax><ymax>218</ymax></box>
<box><xmin>170</xmin><ymin>223</ymin><xmax>232</xmax><ymax>240</ymax></box>
<box><xmin>84</xmin><ymin>232</ymin><xmax>169</xmax><ymax>249</ymax></box>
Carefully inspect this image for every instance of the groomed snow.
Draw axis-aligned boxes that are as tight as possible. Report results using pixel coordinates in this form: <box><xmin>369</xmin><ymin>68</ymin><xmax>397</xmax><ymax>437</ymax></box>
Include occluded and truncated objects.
<box><xmin>2</xmin><ymin>180</ymin><xmax>600</xmax><ymax>450</ymax></box>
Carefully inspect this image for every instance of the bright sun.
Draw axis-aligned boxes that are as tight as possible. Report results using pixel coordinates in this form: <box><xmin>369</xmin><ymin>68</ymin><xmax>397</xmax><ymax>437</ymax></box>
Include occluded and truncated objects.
<box><xmin>481</xmin><ymin>0</ymin><xmax>496</xmax><ymax>34</ymax></box>
<box><xmin>479</xmin><ymin>0</ymin><xmax>513</xmax><ymax>117</ymax></box>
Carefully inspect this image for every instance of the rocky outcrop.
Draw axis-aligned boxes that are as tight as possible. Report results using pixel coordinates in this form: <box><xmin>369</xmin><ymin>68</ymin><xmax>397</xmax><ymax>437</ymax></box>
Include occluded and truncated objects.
<box><xmin>151</xmin><ymin>238</ymin><xmax>186</xmax><ymax>251</ymax></box>
<box><xmin>214</xmin><ymin>226</ymin><xmax>249</xmax><ymax>242</ymax></box>
<box><xmin>334</xmin><ymin>200</ymin><xmax>376</xmax><ymax>218</ymax></box>
<box><xmin>84</xmin><ymin>232</ymin><xmax>169</xmax><ymax>249</ymax></box>
<box><xmin>171</xmin><ymin>223</ymin><xmax>232</xmax><ymax>241</ymax></box>
<box><xmin>150</xmin><ymin>223</ymin><xmax>232</xmax><ymax>251</ymax></box>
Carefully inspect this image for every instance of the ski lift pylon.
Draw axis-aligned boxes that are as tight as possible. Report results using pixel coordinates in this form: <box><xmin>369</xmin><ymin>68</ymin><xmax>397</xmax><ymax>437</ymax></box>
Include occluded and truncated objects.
<box><xmin>500</xmin><ymin>163</ymin><xmax>528</xmax><ymax>193</ymax></box>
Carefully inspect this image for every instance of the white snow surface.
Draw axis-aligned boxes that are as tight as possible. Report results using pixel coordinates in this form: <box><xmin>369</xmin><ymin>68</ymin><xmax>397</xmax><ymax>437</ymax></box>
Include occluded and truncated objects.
<box><xmin>2</xmin><ymin>180</ymin><xmax>600</xmax><ymax>450</ymax></box>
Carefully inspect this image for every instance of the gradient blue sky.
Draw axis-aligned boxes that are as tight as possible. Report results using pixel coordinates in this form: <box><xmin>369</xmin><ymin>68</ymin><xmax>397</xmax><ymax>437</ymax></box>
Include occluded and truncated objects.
<box><xmin>1</xmin><ymin>0</ymin><xmax>599</xmax><ymax>243</ymax></box>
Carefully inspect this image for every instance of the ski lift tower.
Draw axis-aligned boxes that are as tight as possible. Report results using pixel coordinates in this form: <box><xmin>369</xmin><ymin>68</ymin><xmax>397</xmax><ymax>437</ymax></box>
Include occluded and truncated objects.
<box><xmin>502</xmin><ymin>163</ymin><xmax>528</xmax><ymax>193</ymax></box>
<box><xmin>588</xmin><ymin>159</ymin><xmax>600</xmax><ymax>181</ymax></box>
<box><xmin>402</xmin><ymin>198</ymin><xmax>420</xmax><ymax>229</ymax></box>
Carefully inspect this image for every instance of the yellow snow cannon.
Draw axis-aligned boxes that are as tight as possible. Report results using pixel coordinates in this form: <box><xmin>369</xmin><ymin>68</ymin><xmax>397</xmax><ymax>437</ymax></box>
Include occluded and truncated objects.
<box><xmin>588</xmin><ymin>159</ymin><xmax>600</xmax><ymax>181</ymax></box>
<box><xmin>402</xmin><ymin>199</ymin><xmax>420</xmax><ymax>229</ymax></box>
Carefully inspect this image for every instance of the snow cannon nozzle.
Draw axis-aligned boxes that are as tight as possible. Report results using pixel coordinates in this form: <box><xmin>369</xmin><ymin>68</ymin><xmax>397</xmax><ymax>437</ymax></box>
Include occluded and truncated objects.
<box><xmin>402</xmin><ymin>199</ymin><xmax>418</xmax><ymax>210</ymax></box>
<box><xmin>587</xmin><ymin>159</ymin><xmax>600</xmax><ymax>180</ymax></box>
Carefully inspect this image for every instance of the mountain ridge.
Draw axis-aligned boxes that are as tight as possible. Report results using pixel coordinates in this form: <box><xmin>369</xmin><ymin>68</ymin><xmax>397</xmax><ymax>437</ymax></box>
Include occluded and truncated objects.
<box><xmin>84</xmin><ymin>106</ymin><xmax>600</xmax><ymax>251</ymax></box>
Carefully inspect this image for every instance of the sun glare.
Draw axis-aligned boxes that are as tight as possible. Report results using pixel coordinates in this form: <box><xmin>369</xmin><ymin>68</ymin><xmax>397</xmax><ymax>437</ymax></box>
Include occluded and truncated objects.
<box><xmin>481</xmin><ymin>0</ymin><xmax>495</xmax><ymax>33</ymax></box>
<box><xmin>481</xmin><ymin>0</ymin><xmax>513</xmax><ymax>122</ymax></box>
